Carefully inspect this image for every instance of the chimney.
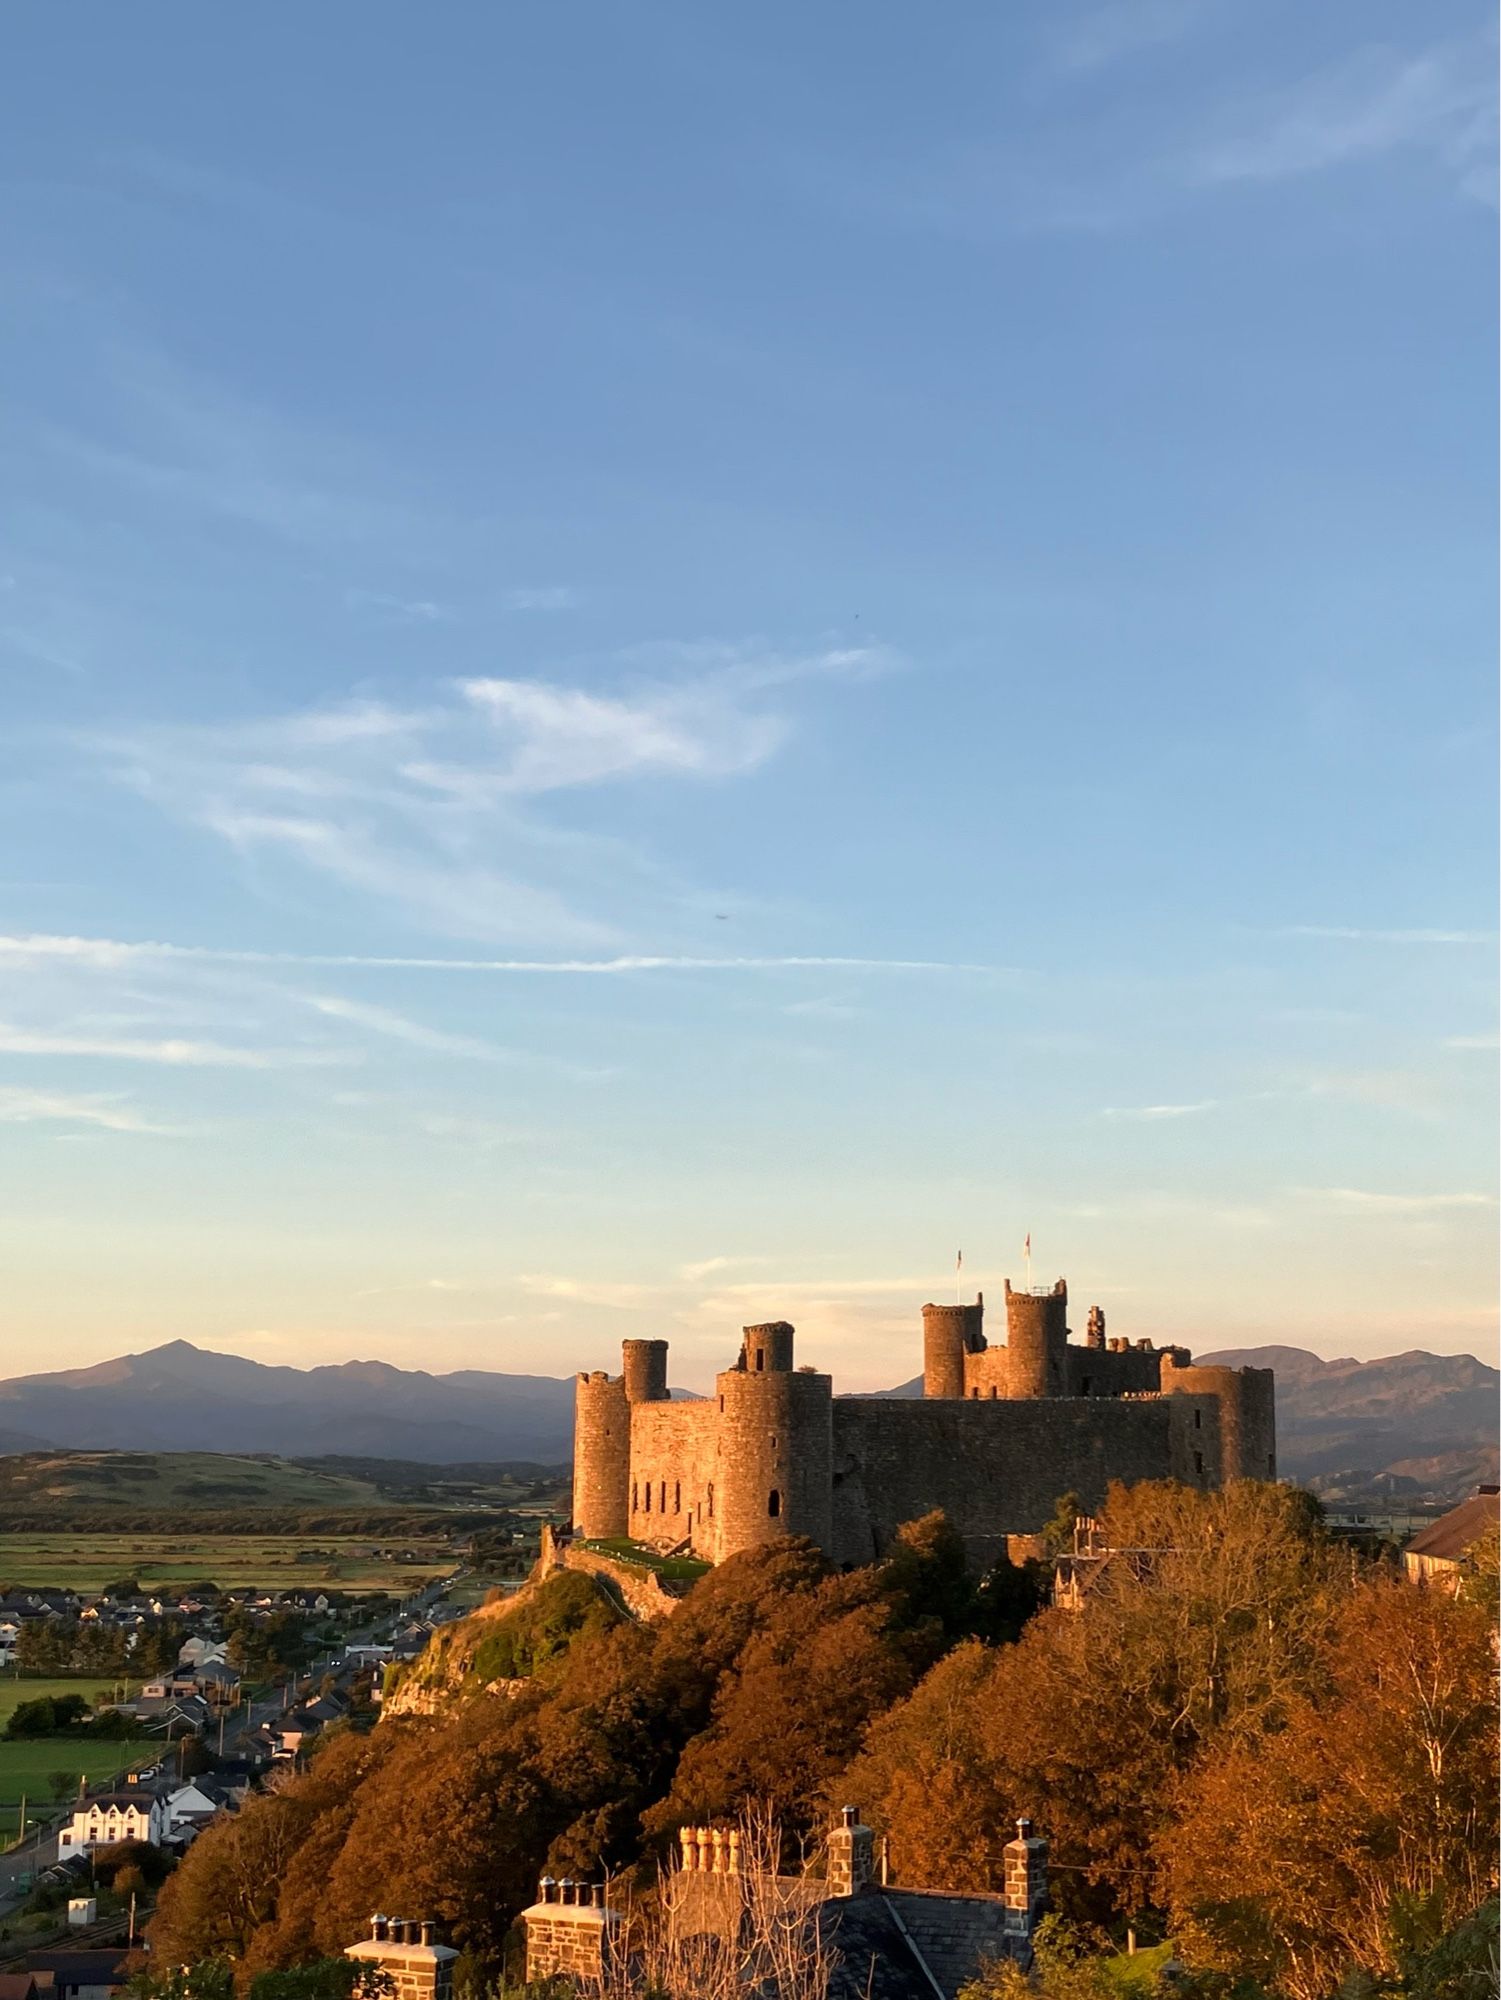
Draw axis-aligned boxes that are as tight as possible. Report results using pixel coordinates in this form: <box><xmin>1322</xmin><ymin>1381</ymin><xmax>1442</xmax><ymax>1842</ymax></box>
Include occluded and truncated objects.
<box><xmin>1003</xmin><ymin>1818</ymin><xmax>1049</xmax><ymax>1943</ymax></box>
<box><xmin>345</xmin><ymin>1916</ymin><xmax>458</xmax><ymax>2000</ymax></box>
<box><xmin>827</xmin><ymin>1806</ymin><xmax>875</xmax><ymax>1897</ymax></box>
<box><xmin>522</xmin><ymin>1879</ymin><xmax>623</xmax><ymax>1986</ymax></box>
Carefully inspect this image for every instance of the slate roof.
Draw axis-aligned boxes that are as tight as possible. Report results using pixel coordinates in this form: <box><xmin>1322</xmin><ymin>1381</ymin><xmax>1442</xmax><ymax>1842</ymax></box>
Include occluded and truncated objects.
<box><xmin>19</xmin><ymin>1952</ymin><xmax>129</xmax><ymax>1994</ymax></box>
<box><xmin>1405</xmin><ymin>1490</ymin><xmax>1500</xmax><ymax>1563</ymax></box>
<box><xmin>819</xmin><ymin>1891</ymin><xmax>1021</xmax><ymax>2000</ymax></box>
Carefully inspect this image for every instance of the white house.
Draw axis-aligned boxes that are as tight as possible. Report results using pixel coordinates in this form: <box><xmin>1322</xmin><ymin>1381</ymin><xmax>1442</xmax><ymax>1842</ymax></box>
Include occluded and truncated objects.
<box><xmin>57</xmin><ymin>1788</ymin><xmax>166</xmax><ymax>1859</ymax></box>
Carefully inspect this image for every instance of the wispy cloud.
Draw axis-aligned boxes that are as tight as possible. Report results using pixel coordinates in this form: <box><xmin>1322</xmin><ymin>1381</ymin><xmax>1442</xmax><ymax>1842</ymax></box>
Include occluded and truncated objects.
<box><xmin>1101</xmin><ymin>1100</ymin><xmax>1219</xmax><ymax>1121</ymax></box>
<box><xmin>1047</xmin><ymin>0</ymin><xmax>1213</xmax><ymax>75</ymax></box>
<box><xmin>1291</xmin><ymin>1187</ymin><xmax>1498</xmax><ymax>1214</ymax></box>
<box><xmin>1281</xmin><ymin>925</ymin><xmax>1495</xmax><ymax>946</ymax></box>
<box><xmin>0</xmin><ymin>1019</ymin><xmax>342</xmax><ymax>1069</ymax></box>
<box><xmin>1445</xmin><ymin>1033</ymin><xmax>1500</xmax><ymax>1052</ymax></box>
<box><xmin>1198</xmin><ymin>36</ymin><xmax>1497</xmax><ymax>200</ymax></box>
<box><xmin>80</xmin><ymin>649</ymin><xmax>892</xmax><ymax>946</ymax></box>
<box><xmin>0</xmin><ymin>1086</ymin><xmax>178</xmax><ymax>1134</ymax></box>
<box><xmin>297</xmin><ymin>993</ymin><xmax>510</xmax><ymax>1061</ymax></box>
<box><xmin>505</xmin><ymin>587</ymin><xmax>578</xmax><ymax>612</ymax></box>
<box><xmin>0</xmin><ymin>933</ymin><xmax>1010</xmax><ymax>979</ymax></box>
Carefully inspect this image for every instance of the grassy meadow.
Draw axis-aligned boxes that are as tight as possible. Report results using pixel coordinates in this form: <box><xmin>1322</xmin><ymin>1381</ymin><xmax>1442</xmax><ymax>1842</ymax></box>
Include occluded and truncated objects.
<box><xmin>0</xmin><ymin>1534</ymin><xmax>459</xmax><ymax>1594</ymax></box>
<box><xmin>0</xmin><ymin>1677</ymin><xmax>155</xmax><ymax>1834</ymax></box>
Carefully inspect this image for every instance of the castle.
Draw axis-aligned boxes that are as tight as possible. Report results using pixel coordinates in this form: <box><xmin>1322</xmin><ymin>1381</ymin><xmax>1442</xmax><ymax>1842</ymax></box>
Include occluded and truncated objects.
<box><xmin>572</xmin><ymin>1276</ymin><xmax>1276</xmax><ymax>1571</ymax></box>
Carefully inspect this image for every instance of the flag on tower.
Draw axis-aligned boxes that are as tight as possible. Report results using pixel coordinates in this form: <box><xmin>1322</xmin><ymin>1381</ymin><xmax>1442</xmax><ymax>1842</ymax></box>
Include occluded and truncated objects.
<box><xmin>1024</xmin><ymin>1233</ymin><xmax>1030</xmax><ymax>1258</ymax></box>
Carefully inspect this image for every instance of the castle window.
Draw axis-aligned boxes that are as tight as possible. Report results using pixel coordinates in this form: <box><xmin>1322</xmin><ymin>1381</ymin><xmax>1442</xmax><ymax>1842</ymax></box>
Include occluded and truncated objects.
<box><xmin>1193</xmin><ymin>1451</ymin><xmax>1205</xmax><ymax>1477</ymax></box>
<box><xmin>756</xmin><ymin>1348</ymin><xmax>765</xmax><ymax>1372</ymax></box>
<box><xmin>674</xmin><ymin>1481</ymin><xmax>681</xmax><ymax>1512</ymax></box>
<box><xmin>659</xmin><ymin>1480</ymin><xmax>667</xmax><ymax>1513</ymax></box>
<box><xmin>1268</xmin><ymin>1454</ymin><xmax>1276</xmax><ymax>1474</ymax></box>
<box><xmin>1194</xmin><ymin>1409</ymin><xmax>1202</xmax><ymax>1429</ymax></box>
<box><xmin>971</xmin><ymin>1387</ymin><xmax>980</xmax><ymax>1399</ymax></box>
<box><xmin>1080</xmin><ymin>1377</ymin><xmax>1091</xmax><ymax>1396</ymax></box>
<box><xmin>989</xmin><ymin>1386</ymin><xmax>998</xmax><ymax>1399</ymax></box>
<box><xmin>707</xmin><ymin>1483</ymin><xmax>714</xmax><ymax>1517</ymax></box>
<box><xmin>719</xmin><ymin>1396</ymin><xmax>725</xmax><ymax>1412</ymax></box>
<box><xmin>768</xmin><ymin>1489</ymin><xmax>782</xmax><ymax>1518</ymax></box>
<box><xmin>631</xmin><ymin>1481</ymin><xmax>638</xmax><ymax>1512</ymax></box>
<box><xmin>644</xmin><ymin>1482</ymin><xmax>652</xmax><ymax>1512</ymax></box>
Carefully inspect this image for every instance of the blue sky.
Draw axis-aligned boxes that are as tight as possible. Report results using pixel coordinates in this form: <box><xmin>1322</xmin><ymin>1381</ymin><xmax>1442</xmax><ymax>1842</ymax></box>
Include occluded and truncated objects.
<box><xmin>0</xmin><ymin>3</ymin><xmax>1495</xmax><ymax>1386</ymax></box>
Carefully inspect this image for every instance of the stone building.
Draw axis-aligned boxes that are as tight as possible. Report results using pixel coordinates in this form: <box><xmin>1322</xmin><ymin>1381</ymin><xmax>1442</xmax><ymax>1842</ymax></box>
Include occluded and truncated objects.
<box><xmin>573</xmin><ymin>1276</ymin><xmax>1276</xmax><ymax>1571</ymax></box>
<box><xmin>520</xmin><ymin>1806</ymin><xmax>1050</xmax><ymax>1998</ymax></box>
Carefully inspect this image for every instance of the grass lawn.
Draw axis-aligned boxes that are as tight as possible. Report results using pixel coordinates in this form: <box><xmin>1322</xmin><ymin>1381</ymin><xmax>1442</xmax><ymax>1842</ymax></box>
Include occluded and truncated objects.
<box><xmin>580</xmin><ymin>1538</ymin><xmax>710</xmax><ymax>1582</ymax></box>
<box><xmin>0</xmin><ymin>1737</ymin><xmax>159</xmax><ymax>1817</ymax></box>
<box><xmin>0</xmin><ymin>1676</ymin><xmax>141</xmax><ymax>1729</ymax></box>
<box><xmin>0</xmin><ymin>1677</ymin><xmax>156</xmax><ymax>1835</ymax></box>
<box><xmin>0</xmin><ymin>1533</ymin><xmax>459</xmax><ymax>1594</ymax></box>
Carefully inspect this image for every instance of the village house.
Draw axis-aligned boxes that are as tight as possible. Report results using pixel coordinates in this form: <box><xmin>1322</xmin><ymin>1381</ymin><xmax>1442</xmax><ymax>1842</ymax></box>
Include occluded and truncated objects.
<box><xmin>515</xmin><ymin>1807</ymin><xmax>1050</xmax><ymax>2000</ymax></box>
<box><xmin>57</xmin><ymin>1787</ymin><xmax>166</xmax><ymax>1860</ymax></box>
<box><xmin>1404</xmin><ymin>1485</ymin><xmax>1500</xmax><ymax>1594</ymax></box>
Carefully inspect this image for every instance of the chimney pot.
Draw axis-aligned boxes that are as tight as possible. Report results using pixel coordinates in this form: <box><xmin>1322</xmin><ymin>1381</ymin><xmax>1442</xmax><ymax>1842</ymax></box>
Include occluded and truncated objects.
<box><xmin>1016</xmin><ymin>1817</ymin><xmax>1032</xmax><ymax>1839</ymax></box>
<box><xmin>420</xmin><ymin>1922</ymin><xmax>435</xmax><ymax>1947</ymax></box>
<box><xmin>841</xmin><ymin>1805</ymin><xmax>857</xmax><ymax>1828</ymax></box>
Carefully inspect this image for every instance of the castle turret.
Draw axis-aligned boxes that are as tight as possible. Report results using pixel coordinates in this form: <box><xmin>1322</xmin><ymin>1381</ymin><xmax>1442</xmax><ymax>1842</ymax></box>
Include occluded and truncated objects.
<box><xmin>573</xmin><ymin>1371</ymin><xmax>631</xmax><ymax>1538</ymax></box>
<box><xmin>1003</xmin><ymin>1278</ymin><xmax>1068</xmax><ymax>1399</ymax></box>
<box><xmin>714</xmin><ymin>1325</ymin><xmax>831</xmax><ymax>1560</ymax></box>
<box><xmin>622</xmin><ymin>1338</ymin><xmax>669</xmax><ymax>1404</ymax></box>
<box><xmin>739</xmin><ymin>1321</ymin><xmax>795</xmax><ymax>1373</ymax></box>
<box><xmin>922</xmin><ymin>1297</ymin><xmax>985</xmax><ymax>1398</ymax></box>
<box><xmin>1159</xmin><ymin>1356</ymin><xmax>1277</xmax><ymax>1482</ymax></box>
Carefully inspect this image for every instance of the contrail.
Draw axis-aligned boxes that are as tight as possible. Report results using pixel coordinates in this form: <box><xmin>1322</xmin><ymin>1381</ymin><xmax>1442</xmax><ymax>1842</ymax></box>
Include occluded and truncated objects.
<box><xmin>0</xmin><ymin>933</ymin><xmax>1016</xmax><ymax>977</ymax></box>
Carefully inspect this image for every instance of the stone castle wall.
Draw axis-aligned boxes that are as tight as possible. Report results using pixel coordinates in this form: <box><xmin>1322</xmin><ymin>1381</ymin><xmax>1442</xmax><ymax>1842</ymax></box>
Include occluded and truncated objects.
<box><xmin>829</xmin><ymin>1393</ymin><xmax>1206</xmax><ymax>1570</ymax></box>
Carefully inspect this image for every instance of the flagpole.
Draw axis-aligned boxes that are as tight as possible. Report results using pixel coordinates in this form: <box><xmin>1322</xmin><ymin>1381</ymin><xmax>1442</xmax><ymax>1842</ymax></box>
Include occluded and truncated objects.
<box><xmin>1024</xmin><ymin>1233</ymin><xmax>1032</xmax><ymax>1293</ymax></box>
<box><xmin>955</xmin><ymin>1248</ymin><xmax>962</xmax><ymax>1306</ymax></box>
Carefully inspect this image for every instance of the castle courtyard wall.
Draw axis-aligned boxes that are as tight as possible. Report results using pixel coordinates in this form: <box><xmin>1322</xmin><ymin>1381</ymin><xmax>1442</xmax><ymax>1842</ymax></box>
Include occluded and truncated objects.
<box><xmin>829</xmin><ymin>1394</ymin><xmax>1206</xmax><ymax>1570</ymax></box>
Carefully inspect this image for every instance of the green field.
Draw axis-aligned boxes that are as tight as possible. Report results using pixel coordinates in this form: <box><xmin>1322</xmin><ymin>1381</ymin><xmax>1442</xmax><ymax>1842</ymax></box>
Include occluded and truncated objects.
<box><xmin>0</xmin><ymin>1534</ymin><xmax>459</xmax><ymax>1593</ymax></box>
<box><xmin>0</xmin><ymin>1679</ymin><xmax>155</xmax><ymax>1833</ymax></box>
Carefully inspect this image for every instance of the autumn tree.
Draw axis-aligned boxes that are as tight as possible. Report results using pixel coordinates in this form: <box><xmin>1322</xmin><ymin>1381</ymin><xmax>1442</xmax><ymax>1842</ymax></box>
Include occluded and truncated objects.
<box><xmin>1163</xmin><ymin>1577</ymin><xmax>1500</xmax><ymax>2000</ymax></box>
<box><xmin>840</xmin><ymin>1478</ymin><xmax>1348</xmax><ymax>1923</ymax></box>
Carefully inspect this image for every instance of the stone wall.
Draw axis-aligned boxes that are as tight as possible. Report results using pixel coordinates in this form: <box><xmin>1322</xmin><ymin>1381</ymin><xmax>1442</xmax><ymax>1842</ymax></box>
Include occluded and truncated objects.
<box><xmin>830</xmin><ymin>1394</ymin><xmax>1200</xmax><ymax>1570</ymax></box>
<box><xmin>628</xmin><ymin>1399</ymin><xmax>720</xmax><ymax>1551</ymax></box>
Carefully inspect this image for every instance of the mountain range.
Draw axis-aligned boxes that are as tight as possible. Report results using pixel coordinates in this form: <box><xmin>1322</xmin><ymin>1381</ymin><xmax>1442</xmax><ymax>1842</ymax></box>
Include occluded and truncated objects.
<box><xmin>0</xmin><ymin>1339</ymin><xmax>1494</xmax><ymax>1501</ymax></box>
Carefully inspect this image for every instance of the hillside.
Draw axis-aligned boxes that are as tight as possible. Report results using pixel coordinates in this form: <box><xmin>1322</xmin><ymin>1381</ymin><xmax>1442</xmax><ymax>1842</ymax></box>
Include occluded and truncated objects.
<box><xmin>1196</xmin><ymin>1345</ymin><xmax>1500</xmax><ymax>1503</ymax></box>
<box><xmin>0</xmin><ymin>1448</ymin><xmax>388</xmax><ymax>1512</ymax></box>
<box><xmin>0</xmin><ymin>1338</ymin><xmax>1492</xmax><ymax>1503</ymax></box>
<box><xmin>0</xmin><ymin>1340</ymin><xmax>576</xmax><ymax>1462</ymax></box>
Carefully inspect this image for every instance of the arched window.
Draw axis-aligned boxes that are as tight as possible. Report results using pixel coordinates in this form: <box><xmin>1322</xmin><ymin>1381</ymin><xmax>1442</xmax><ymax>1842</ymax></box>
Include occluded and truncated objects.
<box><xmin>768</xmin><ymin>1489</ymin><xmax>782</xmax><ymax>1518</ymax></box>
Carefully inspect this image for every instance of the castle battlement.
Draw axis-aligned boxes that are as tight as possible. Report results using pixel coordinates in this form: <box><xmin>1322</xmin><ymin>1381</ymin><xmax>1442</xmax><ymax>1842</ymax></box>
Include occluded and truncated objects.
<box><xmin>571</xmin><ymin>1274</ymin><xmax>1277</xmax><ymax>1571</ymax></box>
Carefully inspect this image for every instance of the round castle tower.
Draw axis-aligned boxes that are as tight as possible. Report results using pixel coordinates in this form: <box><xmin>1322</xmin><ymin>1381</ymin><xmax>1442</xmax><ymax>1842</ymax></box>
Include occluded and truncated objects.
<box><xmin>1003</xmin><ymin>1278</ymin><xmax>1068</xmax><ymax>1399</ymax></box>
<box><xmin>1159</xmin><ymin>1356</ymin><xmax>1277</xmax><ymax>1482</ymax></box>
<box><xmin>922</xmin><ymin>1297</ymin><xmax>986</xmax><ymax>1398</ymax></box>
<box><xmin>713</xmin><ymin>1322</ymin><xmax>832</xmax><ymax>1561</ymax></box>
<box><xmin>572</xmin><ymin>1337</ymin><xmax>671</xmax><ymax>1539</ymax></box>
